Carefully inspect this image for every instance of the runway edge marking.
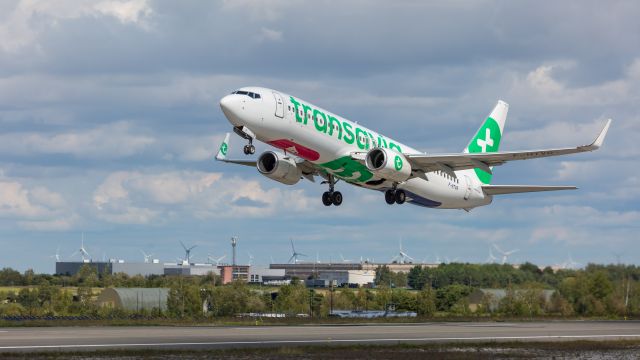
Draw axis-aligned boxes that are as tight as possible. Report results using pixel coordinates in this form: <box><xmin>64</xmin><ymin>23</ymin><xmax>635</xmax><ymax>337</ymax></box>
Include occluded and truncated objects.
<box><xmin>2</xmin><ymin>334</ymin><xmax>640</xmax><ymax>350</ymax></box>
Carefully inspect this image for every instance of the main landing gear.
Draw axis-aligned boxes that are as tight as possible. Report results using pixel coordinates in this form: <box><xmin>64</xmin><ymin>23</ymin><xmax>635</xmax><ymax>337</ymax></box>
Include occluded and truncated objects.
<box><xmin>385</xmin><ymin>188</ymin><xmax>406</xmax><ymax>205</ymax></box>
<box><xmin>321</xmin><ymin>175</ymin><xmax>342</xmax><ymax>206</ymax></box>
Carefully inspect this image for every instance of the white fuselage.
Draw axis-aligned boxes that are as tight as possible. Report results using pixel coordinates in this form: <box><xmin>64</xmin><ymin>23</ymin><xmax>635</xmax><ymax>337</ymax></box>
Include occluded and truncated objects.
<box><xmin>219</xmin><ymin>87</ymin><xmax>491</xmax><ymax>209</ymax></box>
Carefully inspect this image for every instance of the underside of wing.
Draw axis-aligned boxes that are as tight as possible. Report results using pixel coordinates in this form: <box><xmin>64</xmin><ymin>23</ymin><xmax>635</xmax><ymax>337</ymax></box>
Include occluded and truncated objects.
<box><xmin>405</xmin><ymin>119</ymin><xmax>611</xmax><ymax>174</ymax></box>
<box><xmin>482</xmin><ymin>185</ymin><xmax>577</xmax><ymax>195</ymax></box>
<box><xmin>216</xmin><ymin>158</ymin><xmax>257</xmax><ymax>167</ymax></box>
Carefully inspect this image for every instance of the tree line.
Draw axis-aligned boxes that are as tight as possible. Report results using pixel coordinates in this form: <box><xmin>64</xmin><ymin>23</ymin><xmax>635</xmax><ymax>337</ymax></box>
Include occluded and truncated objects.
<box><xmin>0</xmin><ymin>262</ymin><xmax>639</xmax><ymax>319</ymax></box>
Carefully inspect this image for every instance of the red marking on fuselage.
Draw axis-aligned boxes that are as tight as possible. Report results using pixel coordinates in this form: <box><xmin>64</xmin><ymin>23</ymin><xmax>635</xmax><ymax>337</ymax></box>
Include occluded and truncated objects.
<box><xmin>268</xmin><ymin>139</ymin><xmax>320</xmax><ymax>161</ymax></box>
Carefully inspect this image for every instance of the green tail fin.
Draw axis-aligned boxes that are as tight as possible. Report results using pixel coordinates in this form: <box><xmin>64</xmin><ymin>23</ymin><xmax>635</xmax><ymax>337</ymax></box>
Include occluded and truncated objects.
<box><xmin>464</xmin><ymin>100</ymin><xmax>508</xmax><ymax>184</ymax></box>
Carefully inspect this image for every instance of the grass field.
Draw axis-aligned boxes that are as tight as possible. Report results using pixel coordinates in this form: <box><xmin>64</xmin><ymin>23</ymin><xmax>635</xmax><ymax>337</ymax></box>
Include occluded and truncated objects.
<box><xmin>1</xmin><ymin>340</ymin><xmax>640</xmax><ymax>359</ymax></box>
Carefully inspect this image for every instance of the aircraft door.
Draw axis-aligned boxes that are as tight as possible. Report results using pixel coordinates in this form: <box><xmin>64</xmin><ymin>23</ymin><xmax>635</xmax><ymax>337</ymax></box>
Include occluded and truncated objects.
<box><xmin>463</xmin><ymin>175</ymin><xmax>472</xmax><ymax>200</ymax></box>
<box><xmin>273</xmin><ymin>91</ymin><xmax>284</xmax><ymax>118</ymax></box>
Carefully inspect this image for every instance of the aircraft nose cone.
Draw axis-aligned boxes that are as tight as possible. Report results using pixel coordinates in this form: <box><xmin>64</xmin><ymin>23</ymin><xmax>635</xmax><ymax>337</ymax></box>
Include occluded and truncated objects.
<box><xmin>219</xmin><ymin>94</ymin><xmax>243</xmax><ymax>125</ymax></box>
<box><xmin>219</xmin><ymin>95</ymin><xmax>233</xmax><ymax>112</ymax></box>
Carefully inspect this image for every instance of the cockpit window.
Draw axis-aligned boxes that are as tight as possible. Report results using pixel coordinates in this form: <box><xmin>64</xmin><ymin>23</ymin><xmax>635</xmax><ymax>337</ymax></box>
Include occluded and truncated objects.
<box><xmin>230</xmin><ymin>90</ymin><xmax>261</xmax><ymax>99</ymax></box>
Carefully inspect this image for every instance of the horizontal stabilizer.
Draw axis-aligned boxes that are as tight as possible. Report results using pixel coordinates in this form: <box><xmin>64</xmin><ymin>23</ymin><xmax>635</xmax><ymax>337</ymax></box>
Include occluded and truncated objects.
<box><xmin>482</xmin><ymin>185</ymin><xmax>577</xmax><ymax>195</ymax></box>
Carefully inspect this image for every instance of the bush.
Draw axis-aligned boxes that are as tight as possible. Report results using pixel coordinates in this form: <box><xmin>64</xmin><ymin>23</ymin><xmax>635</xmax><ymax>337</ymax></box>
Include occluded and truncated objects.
<box><xmin>0</xmin><ymin>303</ymin><xmax>25</xmax><ymax>316</ymax></box>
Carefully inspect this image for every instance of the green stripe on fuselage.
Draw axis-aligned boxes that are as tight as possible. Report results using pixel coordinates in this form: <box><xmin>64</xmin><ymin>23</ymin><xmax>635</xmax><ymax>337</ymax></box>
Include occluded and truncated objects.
<box><xmin>320</xmin><ymin>156</ymin><xmax>373</xmax><ymax>183</ymax></box>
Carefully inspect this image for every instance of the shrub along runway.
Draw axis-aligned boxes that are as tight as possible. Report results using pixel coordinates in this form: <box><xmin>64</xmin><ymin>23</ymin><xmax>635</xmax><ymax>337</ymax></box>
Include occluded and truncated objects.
<box><xmin>1</xmin><ymin>321</ymin><xmax>640</xmax><ymax>352</ymax></box>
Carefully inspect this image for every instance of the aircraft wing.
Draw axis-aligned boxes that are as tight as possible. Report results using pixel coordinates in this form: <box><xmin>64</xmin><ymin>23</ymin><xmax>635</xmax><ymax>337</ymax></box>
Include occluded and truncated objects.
<box><xmin>405</xmin><ymin>119</ymin><xmax>611</xmax><ymax>174</ymax></box>
<box><xmin>482</xmin><ymin>185</ymin><xmax>577</xmax><ymax>195</ymax></box>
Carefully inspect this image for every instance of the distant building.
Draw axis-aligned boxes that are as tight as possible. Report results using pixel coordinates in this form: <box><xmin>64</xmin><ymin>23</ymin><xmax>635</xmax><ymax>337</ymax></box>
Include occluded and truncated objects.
<box><xmin>218</xmin><ymin>265</ymin><xmax>250</xmax><ymax>284</ymax></box>
<box><xmin>270</xmin><ymin>263</ymin><xmax>361</xmax><ymax>279</ymax></box>
<box><xmin>55</xmin><ymin>261</ymin><xmax>111</xmax><ymax>276</ymax></box>
<box><xmin>248</xmin><ymin>266</ymin><xmax>286</xmax><ymax>284</ymax></box>
<box><xmin>96</xmin><ymin>288</ymin><xmax>169</xmax><ymax>312</ymax></box>
<box><xmin>467</xmin><ymin>288</ymin><xmax>557</xmax><ymax>312</ymax></box>
<box><xmin>317</xmin><ymin>270</ymin><xmax>375</xmax><ymax>287</ymax></box>
<box><xmin>56</xmin><ymin>261</ymin><xmax>220</xmax><ymax>277</ymax></box>
<box><xmin>112</xmin><ymin>262</ymin><xmax>164</xmax><ymax>276</ymax></box>
<box><xmin>361</xmin><ymin>263</ymin><xmax>438</xmax><ymax>273</ymax></box>
<box><xmin>163</xmin><ymin>264</ymin><xmax>220</xmax><ymax>276</ymax></box>
<box><xmin>270</xmin><ymin>262</ymin><xmax>436</xmax><ymax>279</ymax></box>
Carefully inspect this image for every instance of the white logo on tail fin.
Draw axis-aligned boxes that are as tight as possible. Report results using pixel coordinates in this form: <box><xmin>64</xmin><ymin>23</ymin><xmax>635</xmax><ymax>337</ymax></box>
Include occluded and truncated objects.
<box><xmin>476</xmin><ymin>128</ymin><xmax>494</xmax><ymax>153</ymax></box>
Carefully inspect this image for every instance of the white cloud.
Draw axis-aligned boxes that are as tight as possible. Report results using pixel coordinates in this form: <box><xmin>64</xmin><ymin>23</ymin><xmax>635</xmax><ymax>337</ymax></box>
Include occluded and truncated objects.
<box><xmin>258</xmin><ymin>27</ymin><xmax>283</xmax><ymax>42</ymax></box>
<box><xmin>0</xmin><ymin>121</ymin><xmax>154</xmax><ymax>158</ymax></box>
<box><xmin>0</xmin><ymin>174</ymin><xmax>75</xmax><ymax>230</ymax></box>
<box><xmin>93</xmin><ymin>170</ymin><xmax>316</xmax><ymax>224</ymax></box>
<box><xmin>94</xmin><ymin>0</ymin><xmax>152</xmax><ymax>25</ymax></box>
<box><xmin>511</xmin><ymin>59</ymin><xmax>639</xmax><ymax>106</ymax></box>
<box><xmin>221</xmin><ymin>0</ymin><xmax>294</xmax><ymax>22</ymax></box>
<box><xmin>0</xmin><ymin>0</ymin><xmax>153</xmax><ymax>53</ymax></box>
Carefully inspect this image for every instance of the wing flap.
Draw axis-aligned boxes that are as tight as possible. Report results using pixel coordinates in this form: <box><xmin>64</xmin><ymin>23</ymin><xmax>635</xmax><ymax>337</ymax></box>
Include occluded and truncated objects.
<box><xmin>482</xmin><ymin>185</ymin><xmax>577</xmax><ymax>195</ymax></box>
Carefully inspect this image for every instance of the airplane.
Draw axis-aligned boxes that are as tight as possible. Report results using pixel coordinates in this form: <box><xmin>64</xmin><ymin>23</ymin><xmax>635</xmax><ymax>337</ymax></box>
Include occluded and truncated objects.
<box><xmin>215</xmin><ymin>87</ymin><xmax>611</xmax><ymax>210</ymax></box>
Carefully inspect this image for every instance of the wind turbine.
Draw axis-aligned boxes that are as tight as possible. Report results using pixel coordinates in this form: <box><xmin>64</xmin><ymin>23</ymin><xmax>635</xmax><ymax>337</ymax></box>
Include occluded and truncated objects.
<box><xmin>444</xmin><ymin>256</ymin><xmax>460</xmax><ymax>264</ymax></box>
<box><xmin>486</xmin><ymin>246</ymin><xmax>498</xmax><ymax>263</ymax></box>
<box><xmin>70</xmin><ymin>233</ymin><xmax>91</xmax><ymax>262</ymax></box>
<box><xmin>50</xmin><ymin>246</ymin><xmax>61</xmax><ymax>262</ymax></box>
<box><xmin>391</xmin><ymin>239</ymin><xmax>414</xmax><ymax>264</ymax></box>
<box><xmin>288</xmin><ymin>239</ymin><xmax>307</xmax><ymax>264</ymax></box>
<box><xmin>562</xmin><ymin>253</ymin><xmax>581</xmax><ymax>269</ymax></box>
<box><xmin>141</xmin><ymin>250</ymin><xmax>154</xmax><ymax>263</ymax></box>
<box><xmin>207</xmin><ymin>254</ymin><xmax>226</xmax><ymax>265</ymax></box>
<box><xmin>340</xmin><ymin>253</ymin><xmax>352</xmax><ymax>263</ymax></box>
<box><xmin>247</xmin><ymin>252</ymin><xmax>254</xmax><ymax>266</ymax></box>
<box><xmin>180</xmin><ymin>241</ymin><xmax>197</xmax><ymax>264</ymax></box>
<box><xmin>493</xmin><ymin>244</ymin><xmax>519</xmax><ymax>264</ymax></box>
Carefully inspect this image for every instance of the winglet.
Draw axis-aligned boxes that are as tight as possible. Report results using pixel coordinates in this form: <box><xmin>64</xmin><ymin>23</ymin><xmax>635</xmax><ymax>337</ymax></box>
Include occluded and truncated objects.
<box><xmin>215</xmin><ymin>133</ymin><xmax>231</xmax><ymax>161</ymax></box>
<box><xmin>584</xmin><ymin>119</ymin><xmax>612</xmax><ymax>151</ymax></box>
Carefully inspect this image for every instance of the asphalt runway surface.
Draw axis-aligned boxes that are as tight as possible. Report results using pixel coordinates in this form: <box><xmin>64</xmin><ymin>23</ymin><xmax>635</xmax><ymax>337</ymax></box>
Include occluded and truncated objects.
<box><xmin>1</xmin><ymin>321</ymin><xmax>640</xmax><ymax>352</ymax></box>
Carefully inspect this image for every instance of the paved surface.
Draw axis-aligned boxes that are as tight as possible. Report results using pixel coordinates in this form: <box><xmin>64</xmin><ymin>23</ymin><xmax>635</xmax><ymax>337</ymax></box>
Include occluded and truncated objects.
<box><xmin>1</xmin><ymin>321</ymin><xmax>640</xmax><ymax>352</ymax></box>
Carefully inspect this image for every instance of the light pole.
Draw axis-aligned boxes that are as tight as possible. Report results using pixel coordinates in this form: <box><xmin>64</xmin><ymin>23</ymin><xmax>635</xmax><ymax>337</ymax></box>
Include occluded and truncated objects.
<box><xmin>231</xmin><ymin>236</ymin><xmax>238</xmax><ymax>280</ymax></box>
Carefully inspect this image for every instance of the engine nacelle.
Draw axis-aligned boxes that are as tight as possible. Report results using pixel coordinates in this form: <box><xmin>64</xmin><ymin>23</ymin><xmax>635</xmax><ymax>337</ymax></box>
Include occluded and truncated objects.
<box><xmin>257</xmin><ymin>151</ymin><xmax>302</xmax><ymax>185</ymax></box>
<box><xmin>365</xmin><ymin>147</ymin><xmax>411</xmax><ymax>183</ymax></box>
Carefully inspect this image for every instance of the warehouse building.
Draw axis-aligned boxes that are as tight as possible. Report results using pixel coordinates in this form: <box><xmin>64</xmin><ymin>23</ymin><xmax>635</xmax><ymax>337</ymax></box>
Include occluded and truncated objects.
<box><xmin>112</xmin><ymin>262</ymin><xmax>164</xmax><ymax>276</ymax></box>
<box><xmin>55</xmin><ymin>261</ymin><xmax>111</xmax><ymax>276</ymax></box>
<box><xmin>317</xmin><ymin>270</ymin><xmax>375</xmax><ymax>287</ymax></box>
<box><xmin>248</xmin><ymin>266</ymin><xmax>286</xmax><ymax>284</ymax></box>
<box><xmin>96</xmin><ymin>288</ymin><xmax>169</xmax><ymax>312</ymax></box>
<box><xmin>270</xmin><ymin>262</ymin><xmax>437</xmax><ymax>279</ymax></box>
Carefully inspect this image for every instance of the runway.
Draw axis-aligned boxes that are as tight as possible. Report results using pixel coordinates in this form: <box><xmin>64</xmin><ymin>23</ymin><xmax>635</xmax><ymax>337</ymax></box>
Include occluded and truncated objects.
<box><xmin>1</xmin><ymin>321</ymin><xmax>640</xmax><ymax>352</ymax></box>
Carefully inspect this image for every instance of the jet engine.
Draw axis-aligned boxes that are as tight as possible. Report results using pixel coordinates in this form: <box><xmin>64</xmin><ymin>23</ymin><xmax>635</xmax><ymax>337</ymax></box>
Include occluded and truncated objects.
<box><xmin>257</xmin><ymin>151</ymin><xmax>302</xmax><ymax>185</ymax></box>
<box><xmin>365</xmin><ymin>147</ymin><xmax>412</xmax><ymax>183</ymax></box>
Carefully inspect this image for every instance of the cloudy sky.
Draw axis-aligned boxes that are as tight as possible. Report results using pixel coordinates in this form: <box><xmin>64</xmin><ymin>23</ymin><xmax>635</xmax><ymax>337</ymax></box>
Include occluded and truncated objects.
<box><xmin>0</xmin><ymin>0</ymin><xmax>638</xmax><ymax>272</ymax></box>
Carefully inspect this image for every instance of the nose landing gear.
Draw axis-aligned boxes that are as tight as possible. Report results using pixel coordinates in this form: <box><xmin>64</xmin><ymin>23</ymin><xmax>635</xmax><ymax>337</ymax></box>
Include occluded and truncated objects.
<box><xmin>243</xmin><ymin>144</ymin><xmax>255</xmax><ymax>155</ymax></box>
<box><xmin>233</xmin><ymin>126</ymin><xmax>256</xmax><ymax>155</ymax></box>
<box><xmin>321</xmin><ymin>175</ymin><xmax>342</xmax><ymax>206</ymax></box>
